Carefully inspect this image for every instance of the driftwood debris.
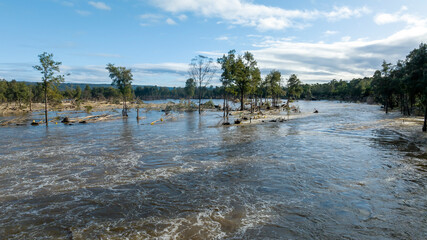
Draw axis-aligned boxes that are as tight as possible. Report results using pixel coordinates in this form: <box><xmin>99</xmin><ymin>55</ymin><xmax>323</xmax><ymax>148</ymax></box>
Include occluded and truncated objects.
<box><xmin>67</xmin><ymin>114</ymin><xmax>121</xmax><ymax>123</ymax></box>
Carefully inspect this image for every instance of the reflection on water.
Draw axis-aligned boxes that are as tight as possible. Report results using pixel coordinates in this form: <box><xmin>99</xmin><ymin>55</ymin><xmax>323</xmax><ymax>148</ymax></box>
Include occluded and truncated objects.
<box><xmin>0</xmin><ymin>101</ymin><xmax>426</xmax><ymax>239</ymax></box>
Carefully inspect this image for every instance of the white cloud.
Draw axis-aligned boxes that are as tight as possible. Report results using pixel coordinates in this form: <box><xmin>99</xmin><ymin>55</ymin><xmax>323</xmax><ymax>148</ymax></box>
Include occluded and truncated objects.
<box><xmin>374</xmin><ymin>13</ymin><xmax>399</xmax><ymax>25</ymax></box>
<box><xmin>88</xmin><ymin>1</ymin><xmax>111</xmax><ymax>11</ymax></box>
<box><xmin>166</xmin><ymin>18</ymin><xmax>176</xmax><ymax>25</ymax></box>
<box><xmin>215</xmin><ymin>36</ymin><xmax>228</xmax><ymax>41</ymax></box>
<box><xmin>248</xmin><ymin>20</ymin><xmax>427</xmax><ymax>83</ymax></box>
<box><xmin>76</xmin><ymin>10</ymin><xmax>91</xmax><ymax>16</ymax></box>
<box><xmin>177</xmin><ymin>14</ymin><xmax>187</xmax><ymax>21</ymax></box>
<box><xmin>324</xmin><ymin>6</ymin><xmax>370</xmax><ymax>21</ymax></box>
<box><xmin>374</xmin><ymin>6</ymin><xmax>422</xmax><ymax>26</ymax></box>
<box><xmin>324</xmin><ymin>30</ymin><xmax>338</xmax><ymax>36</ymax></box>
<box><xmin>150</xmin><ymin>0</ymin><xmax>370</xmax><ymax>31</ymax></box>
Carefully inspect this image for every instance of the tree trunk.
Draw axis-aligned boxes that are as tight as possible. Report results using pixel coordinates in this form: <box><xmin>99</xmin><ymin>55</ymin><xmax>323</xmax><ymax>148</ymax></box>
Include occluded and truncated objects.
<box><xmin>198</xmin><ymin>84</ymin><xmax>202</xmax><ymax>114</ymax></box>
<box><xmin>423</xmin><ymin>96</ymin><xmax>427</xmax><ymax>132</ymax></box>
<box><xmin>122</xmin><ymin>95</ymin><xmax>128</xmax><ymax>116</ymax></box>
<box><xmin>223</xmin><ymin>94</ymin><xmax>226</xmax><ymax>119</ymax></box>
<box><xmin>44</xmin><ymin>84</ymin><xmax>48</xmax><ymax>126</ymax></box>
<box><xmin>240</xmin><ymin>89</ymin><xmax>244</xmax><ymax>111</ymax></box>
<box><xmin>385</xmin><ymin>101</ymin><xmax>388</xmax><ymax>114</ymax></box>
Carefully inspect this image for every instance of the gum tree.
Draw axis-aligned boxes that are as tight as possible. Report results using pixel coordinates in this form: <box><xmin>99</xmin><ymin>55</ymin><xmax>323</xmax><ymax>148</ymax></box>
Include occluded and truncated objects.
<box><xmin>33</xmin><ymin>52</ymin><xmax>65</xmax><ymax>126</ymax></box>
<box><xmin>188</xmin><ymin>55</ymin><xmax>216</xmax><ymax>114</ymax></box>
<box><xmin>106</xmin><ymin>63</ymin><xmax>133</xmax><ymax>116</ymax></box>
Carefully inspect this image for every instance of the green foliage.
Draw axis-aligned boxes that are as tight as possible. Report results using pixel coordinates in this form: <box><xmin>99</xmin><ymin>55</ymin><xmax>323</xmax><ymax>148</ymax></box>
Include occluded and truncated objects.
<box><xmin>33</xmin><ymin>52</ymin><xmax>65</xmax><ymax>94</ymax></box>
<box><xmin>265</xmin><ymin>70</ymin><xmax>283</xmax><ymax>106</ymax></box>
<box><xmin>185</xmin><ymin>78</ymin><xmax>196</xmax><ymax>99</ymax></box>
<box><xmin>106</xmin><ymin>63</ymin><xmax>133</xmax><ymax>99</ymax></box>
<box><xmin>106</xmin><ymin>63</ymin><xmax>133</xmax><ymax>116</ymax></box>
<box><xmin>84</xmin><ymin>105</ymin><xmax>93</xmax><ymax>113</ymax></box>
<box><xmin>287</xmin><ymin>74</ymin><xmax>303</xmax><ymax>100</ymax></box>
<box><xmin>33</xmin><ymin>52</ymin><xmax>66</xmax><ymax>125</ymax></box>
<box><xmin>217</xmin><ymin>50</ymin><xmax>260</xmax><ymax>111</ymax></box>
<box><xmin>202</xmin><ymin>99</ymin><xmax>215</xmax><ymax>109</ymax></box>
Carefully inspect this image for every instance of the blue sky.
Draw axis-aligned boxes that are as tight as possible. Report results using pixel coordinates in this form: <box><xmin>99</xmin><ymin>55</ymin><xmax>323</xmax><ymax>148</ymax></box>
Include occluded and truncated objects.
<box><xmin>1</xmin><ymin>0</ymin><xmax>427</xmax><ymax>86</ymax></box>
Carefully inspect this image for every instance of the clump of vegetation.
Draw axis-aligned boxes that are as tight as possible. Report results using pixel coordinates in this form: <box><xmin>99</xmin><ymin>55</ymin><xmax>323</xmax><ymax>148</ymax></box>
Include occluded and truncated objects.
<box><xmin>202</xmin><ymin>99</ymin><xmax>215</xmax><ymax>109</ymax></box>
<box><xmin>75</xmin><ymin>99</ymin><xmax>82</xmax><ymax>110</ymax></box>
<box><xmin>84</xmin><ymin>105</ymin><xmax>93</xmax><ymax>113</ymax></box>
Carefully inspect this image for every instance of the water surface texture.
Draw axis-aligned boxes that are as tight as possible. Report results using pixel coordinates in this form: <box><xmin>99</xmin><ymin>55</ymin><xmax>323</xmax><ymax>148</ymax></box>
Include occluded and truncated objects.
<box><xmin>1</xmin><ymin>101</ymin><xmax>426</xmax><ymax>239</ymax></box>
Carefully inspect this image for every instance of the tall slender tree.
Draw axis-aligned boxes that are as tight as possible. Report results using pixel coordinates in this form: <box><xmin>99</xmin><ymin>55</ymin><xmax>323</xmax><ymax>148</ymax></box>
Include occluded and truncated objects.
<box><xmin>265</xmin><ymin>70</ymin><xmax>283</xmax><ymax>107</ymax></box>
<box><xmin>188</xmin><ymin>55</ymin><xmax>216</xmax><ymax>114</ymax></box>
<box><xmin>33</xmin><ymin>52</ymin><xmax>65</xmax><ymax>126</ymax></box>
<box><xmin>234</xmin><ymin>52</ymin><xmax>260</xmax><ymax>111</ymax></box>
<box><xmin>287</xmin><ymin>74</ymin><xmax>303</xmax><ymax>101</ymax></box>
<box><xmin>217</xmin><ymin>50</ymin><xmax>237</xmax><ymax>118</ymax></box>
<box><xmin>106</xmin><ymin>63</ymin><xmax>133</xmax><ymax>116</ymax></box>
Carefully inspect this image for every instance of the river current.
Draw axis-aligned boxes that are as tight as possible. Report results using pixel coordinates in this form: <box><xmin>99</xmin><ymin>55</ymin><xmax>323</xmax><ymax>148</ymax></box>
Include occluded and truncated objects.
<box><xmin>0</xmin><ymin>101</ymin><xmax>426</xmax><ymax>239</ymax></box>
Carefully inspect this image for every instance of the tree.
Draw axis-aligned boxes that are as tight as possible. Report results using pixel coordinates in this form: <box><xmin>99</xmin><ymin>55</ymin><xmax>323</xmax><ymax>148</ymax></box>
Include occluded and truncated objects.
<box><xmin>74</xmin><ymin>86</ymin><xmax>82</xmax><ymax>100</ymax></box>
<box><xmin>184</xmin><ymin>78</ymin><xmax>196</xmax><ymax>101</ymax></box>
<box><xmin>372</xmin><ymin>61</ymin><xmax>395</xmax><ymax>114</ymax></box>
<box><xmin>106</xmin><ymin>63</ymin><xmax>133</xmax><ymax>116</ymax></box>
<box><xmin>233</xmin><ymin>52</ymin><xmax>260</xmax><ymax>111</ymax></box>
<box><xmin>265</xmin><ymin>70</ymin><xmax>282</xmax><ymax>107</ymax></box>
<box><xmin>33</xmin><ymin>52</ymin><xmax>65</xmax><ymax>126</ymax></box>
<box><xmin>406</xmin><ymin>43</ymin><xmax>427</xmax><ymax>131</ymax></box>
<box><xmin>188</xmin><ymin>55</ymin><xmax>216</xmax><ymax>114</ymax></box>
<box><xmin>287</xmin><ymin>74</ymin><xmax>303</xmax><ymax>100</ymax></box>
<box><xmin>0</xmin><ymin>79</ymin><xmax>7</xmax><ymax>103</ymax></box>
<box><xmin>82</xmin><ymin>85</ymin><xmax>91</xmax><ymax>100</ymax></box>
<box><xmin>217</xmin><ymin>50</ymin><xmax>237</xmax><ymax>118</ymax></box>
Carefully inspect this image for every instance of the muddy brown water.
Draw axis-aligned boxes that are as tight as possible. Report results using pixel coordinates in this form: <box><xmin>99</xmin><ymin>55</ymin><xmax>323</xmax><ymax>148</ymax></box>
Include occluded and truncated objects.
<box><xmin>0</xmin><ymin>101</ymin><xmax>426</xmax><ymax>239</ymax></box>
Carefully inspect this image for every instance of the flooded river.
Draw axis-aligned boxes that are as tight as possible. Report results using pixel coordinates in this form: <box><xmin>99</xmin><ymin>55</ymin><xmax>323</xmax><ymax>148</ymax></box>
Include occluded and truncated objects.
<box><xmin>0</xmin><ymin>101</ymin><xmax>426</xmax><ymax>239</ymax></box>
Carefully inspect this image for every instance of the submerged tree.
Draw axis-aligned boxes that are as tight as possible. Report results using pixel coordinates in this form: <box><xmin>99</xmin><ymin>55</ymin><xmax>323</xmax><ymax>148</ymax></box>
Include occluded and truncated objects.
<box><xmin>106</xmin><ymin>63</ymin><xmax>133</xmax><ymax>116</ymax></box>
<box><xmin>33</xmin><ymin>52</ymin><xmax>65</xmax><ymax>126</ymax></box>
<box><xmin>287</xmin><ymin>74</ymin><xmax>302</xmax><ymax>101</ymax></box>
<box><xmin>217</xmin><ymin>50</ymin><xmax>237</xmax><ymax>119</ymax></box>
<box><xmin>184</xmin><ymin>78</ymin><xmax>196</xmax><ymax>101</ymax></box>
<box><xmin>234</xmin><ymin>52</ymin><xmax>260</xmax><ymax>111</ymax></box>
<box><xmin>188</xmin><ymin>55</ymin><xmax>216</xmax><ymax>114</ymax></box>
<box><xmin>265</xmin><ymin>70</ymin><xmax>283</xmax><ymax>107</ymax></box>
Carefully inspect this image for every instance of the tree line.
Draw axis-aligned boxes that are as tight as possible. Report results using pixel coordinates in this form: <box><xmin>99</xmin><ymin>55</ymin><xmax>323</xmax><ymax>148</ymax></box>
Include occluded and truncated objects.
<box><xmin>1</xmin><ymin>43</ymin><xmax>426</xmax><ymax>130</ymax></box>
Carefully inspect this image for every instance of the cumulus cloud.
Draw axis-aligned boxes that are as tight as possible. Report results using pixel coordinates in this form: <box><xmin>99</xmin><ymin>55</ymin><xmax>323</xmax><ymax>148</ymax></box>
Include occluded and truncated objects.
<box><xmin>374</xmin><ymin>6</ymin><xmax>422</xmax><ymax>26</ymax></box>
<box><xmin>249</xmin><ymin>20</ymin><xmax>427</xmax><ymax>83</ymax></box>
<box><xmin>88</xmin><ymin>1</ymin><xmax>111</xmax><ymax>11</ymax></box>
<box><xmin>166</xmin><ymin>18</ymin><xmax>176</xmax><ymax>25</ymax></box>
<box><xmin>374</xmin><ymin>13</ymin><xmax>399</xmax><ymax>25</ymax></box>
<box><xmin>150</xmin><ymin>0</ymin><xmax>370</xmax><ymax>31</ymax></box>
